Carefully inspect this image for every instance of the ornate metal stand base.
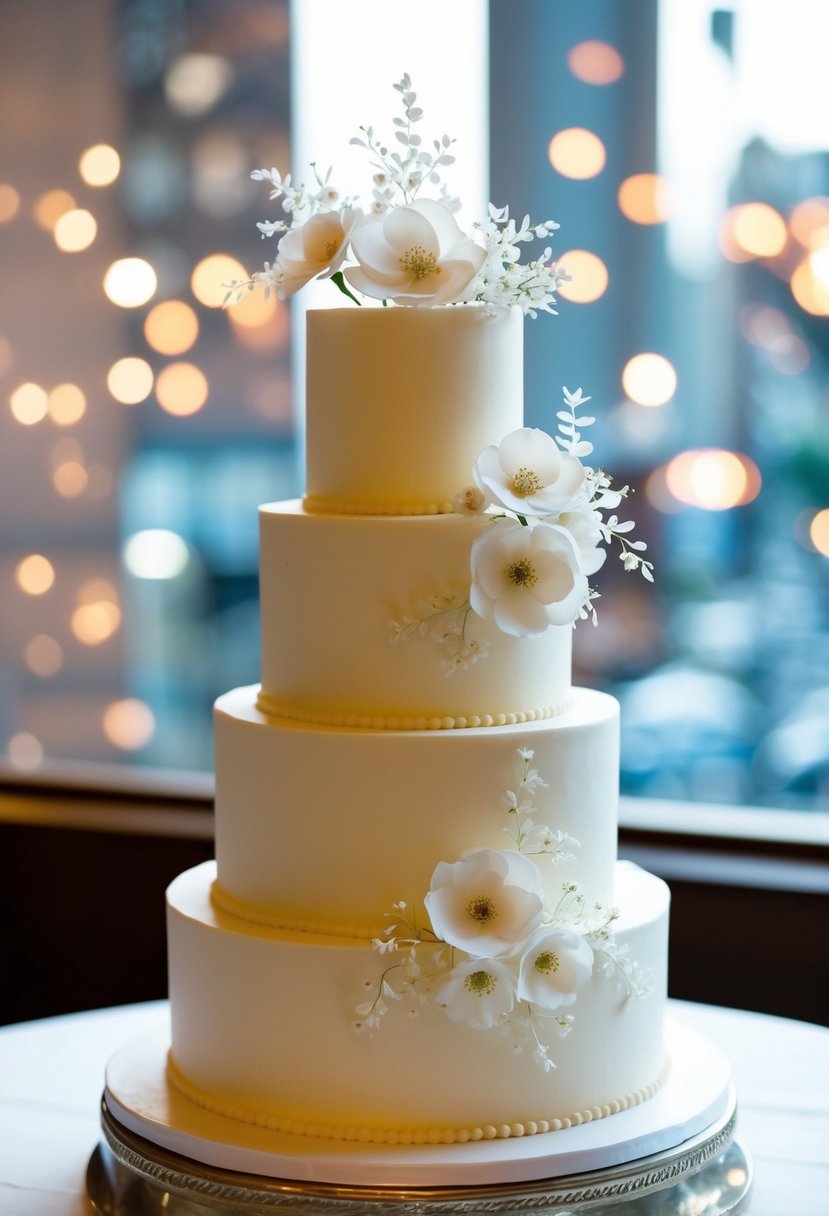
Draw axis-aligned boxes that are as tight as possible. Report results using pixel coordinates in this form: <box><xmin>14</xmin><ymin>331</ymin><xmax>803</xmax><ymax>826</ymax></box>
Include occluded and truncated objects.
<box><xmin>87</xmin><ymin>1094</ymin><xmax>751</xmax><ymax>1215</ymax></box>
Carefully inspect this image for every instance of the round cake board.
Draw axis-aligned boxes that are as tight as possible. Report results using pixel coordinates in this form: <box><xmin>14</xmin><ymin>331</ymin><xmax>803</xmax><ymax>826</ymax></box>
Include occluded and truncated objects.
<box><xmin>104</xmin><ymin>1016</ymin><xmax>732</xmax><ymax>1187</ymax></box>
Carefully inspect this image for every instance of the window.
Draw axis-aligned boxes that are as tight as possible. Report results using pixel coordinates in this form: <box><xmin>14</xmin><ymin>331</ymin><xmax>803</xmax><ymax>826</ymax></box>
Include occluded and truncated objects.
<box><xmin>1</xmin><ymin>1</ymin><xmax>828</xmax><ymax>822</ymax></box>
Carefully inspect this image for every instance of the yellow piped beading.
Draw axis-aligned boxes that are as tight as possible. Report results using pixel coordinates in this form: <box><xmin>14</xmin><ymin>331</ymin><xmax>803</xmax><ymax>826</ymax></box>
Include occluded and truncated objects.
<box><xmin>167</xmin><ymin>1053</ymin><xmax>670</xmax><ymax>1145</ymax></box>
<box><xmin>209</xmin><ymin>880</ymin><xmax>382</xmax><ymax>941</ymax></box>
<box><xmin>303</xmin><ymin>494</ymin><xmax>457</xmax><ymax>517</ymax></box>
<box><xmin>255</xmin><ymin>690</ymin><xmax>574</xmax><ymax>732</ymax></box>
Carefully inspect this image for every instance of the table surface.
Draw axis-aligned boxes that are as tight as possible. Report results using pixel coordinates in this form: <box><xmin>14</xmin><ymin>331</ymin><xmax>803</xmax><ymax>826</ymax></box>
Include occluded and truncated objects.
<box><xmin>0</xmin><ymin>999</ymin><xmax>826</xmax><ymax>1216</ymax></box>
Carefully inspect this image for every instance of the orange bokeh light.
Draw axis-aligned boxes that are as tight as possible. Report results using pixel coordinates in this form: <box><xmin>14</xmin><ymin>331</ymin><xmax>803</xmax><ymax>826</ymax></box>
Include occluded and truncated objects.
<box><xmin>33</xmin><ymin>189</ymin><xmax>76</xmax><ymax>231</ymax></box>
<box><xmin>790</xmin><ymin>254</ymin><xmax>829</xmax><ymax>316</ymax></box>
<box><xmin>720</xmin><ymin>203</ymin><xmax>787</xmax><ymax>262</ymax></box>
<box><xmin>155</xmin><ymin>362</ymin><xmax>208</xmax><ymax>416</ymax></box>
<box><xmin>664</xmin><ymin>449</ymin><xmax>761</xmax><ymax>511</ymax></box>
<box><xmin>548</xmin><ymin>128</ymin><xmax>606</xmax><ymax>180</ymax></box>
<box><xmin>567</xmin><ymin>41</ymin><xmax>624</xmax><ymax>86</ymax></box>
<box><xmin>618</xmin><ymin>174</ymin><xmax>672</xmax><ymax>225</ymax></box>
<box><xmin>144</xmin><ymin>300</ymin><xmax>200</xmax><ymax>355</ymax></box>
<box><xmin>556</xmin><ymin>250</ymin><xmax>609</xmax><ymax>303</ymax></box>
<box><xmin>789</xmin><ymin>197</ymin><xmax>829</xmax><ymax>249</ymax></box>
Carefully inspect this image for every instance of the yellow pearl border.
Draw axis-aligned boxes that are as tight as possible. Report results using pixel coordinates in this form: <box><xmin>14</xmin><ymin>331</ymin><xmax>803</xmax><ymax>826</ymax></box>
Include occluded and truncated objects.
<box><xmin>209</xmin><ymin>880</ymin><xmax>382</xmax><ymax>941</ymax></box>
<box><xmin>255</xmin><ymin>691</ymin><xmax>574</xmax><ymax>732</ymax></box>
<box><xmin>167</xmin><ymin>1053</ymin><xmax>670</xmax><ymax>1146</ymax></box>
<box><xmin>304</xmin><ymin>494</ymin><xmax>457</xmax><ymax>517</ymax></box>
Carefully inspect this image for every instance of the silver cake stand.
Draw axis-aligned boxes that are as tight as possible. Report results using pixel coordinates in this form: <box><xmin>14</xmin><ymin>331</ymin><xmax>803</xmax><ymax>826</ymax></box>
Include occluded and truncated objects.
<box><xmin>87</xmin><ymin>1085</ymin><xmax>751</xmax><ymax>1215</ymax></box>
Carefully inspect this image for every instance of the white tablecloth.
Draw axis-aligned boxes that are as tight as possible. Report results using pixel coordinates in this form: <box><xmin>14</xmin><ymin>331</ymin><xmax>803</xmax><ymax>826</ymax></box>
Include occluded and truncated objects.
<box><xmin>0</xmin><ymin>999</ymin><xmax>827</xmax><ymax>1215</ymax></box>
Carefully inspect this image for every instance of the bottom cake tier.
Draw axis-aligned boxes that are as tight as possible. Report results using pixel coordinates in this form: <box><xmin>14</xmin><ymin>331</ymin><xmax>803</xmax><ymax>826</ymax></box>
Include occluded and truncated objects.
<box><xmin>167</xmin><ymin>861</ymin><xmax>670</xmax><ymax>1144</ymax></box>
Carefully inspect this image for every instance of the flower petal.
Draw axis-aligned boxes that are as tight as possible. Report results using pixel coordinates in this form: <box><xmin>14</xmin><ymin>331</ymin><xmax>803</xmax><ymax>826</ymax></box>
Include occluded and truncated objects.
<box><xmin>498</xmin><ymin>428</ymin><xmax>561</xmax><ymax>484</ymax></box>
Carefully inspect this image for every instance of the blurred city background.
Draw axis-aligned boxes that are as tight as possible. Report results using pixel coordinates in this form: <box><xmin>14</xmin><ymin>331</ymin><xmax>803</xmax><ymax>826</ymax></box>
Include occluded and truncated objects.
<box><xmin>1</xmin><ymin>0</ymin><xmax>828</xmax><ymax>816</ymax></box>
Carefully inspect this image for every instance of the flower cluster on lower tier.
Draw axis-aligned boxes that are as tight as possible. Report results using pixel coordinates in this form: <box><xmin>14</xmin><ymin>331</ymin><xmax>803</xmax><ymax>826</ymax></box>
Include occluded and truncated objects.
<box><xmin>354</xmin><ymin>750</ymin><xmax>650</xmax><ymax>1071</ymax></box>
<box><xmin>389</xmin><ymin>388</ymin><xmax>653</xmax><ymax>670</ymax></box>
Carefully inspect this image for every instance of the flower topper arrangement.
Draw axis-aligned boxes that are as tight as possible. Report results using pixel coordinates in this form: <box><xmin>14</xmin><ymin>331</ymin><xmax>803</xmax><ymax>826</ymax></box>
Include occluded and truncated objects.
<box><xmin>225</xmin><ymin>74</ymin><xmax>568</xmax><ymax>314</ymax></box>
<box><xmin>391</xmin><ymin>388</ymin><xmax>654</xmax><ymax>669</ymax></box>
<box><xmin>355</xmin><ymin>750</ymin><xmax>650</xmax><ymax>1070</ymax></box>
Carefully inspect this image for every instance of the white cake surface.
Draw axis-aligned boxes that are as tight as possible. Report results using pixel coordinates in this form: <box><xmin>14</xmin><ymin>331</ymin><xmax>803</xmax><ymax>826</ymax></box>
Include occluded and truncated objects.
<box><xmin>106</xmin><ymin>1017</ymin><xmax>733</xmax><ymax>1186</ymax></box>
<box><xmin>213</xmin><ymin>685</ymin><xmax>620</xmax><ymax>928</ymax></box>
<box><xmin>167</xmin><ymin>860</ymin><xmax>669</xmax><ymax>1142</ymax></box>
<box><xmin>258</xmin><ymin>503</ymin><xmax>573</xmax><ymax>727</ymax></box>
<box><xmin>305</xmin><ymin>305</ymin><xmax>523</xmax><ymax>513</ymax></box>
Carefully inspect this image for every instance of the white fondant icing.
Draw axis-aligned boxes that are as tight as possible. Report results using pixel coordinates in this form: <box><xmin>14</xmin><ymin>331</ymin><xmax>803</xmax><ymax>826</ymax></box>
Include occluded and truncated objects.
<box><xmin>305</xmin><ymin>306</ymin><xmax>523</xmax><ymax>511</ymax></box>
<box><xmin>213</xmin><ymin>687</ymin><xmax>620</xmax><ymax>927</ymax></box>
<box><xmin>258</xmin><ymin>504</ymin><xmax>573</xmax><ymax>724</ymax></box>
<box><xmin>166</xmin><ymin>861</ymin><xmax>669</xmax><ymax>1138</ymax></box>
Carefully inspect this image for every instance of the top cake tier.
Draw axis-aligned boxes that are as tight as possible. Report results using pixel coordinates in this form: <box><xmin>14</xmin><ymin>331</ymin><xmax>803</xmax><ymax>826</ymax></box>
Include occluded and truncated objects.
<box><xmin>304</xmin><ymin>305</ymin><xmax>523</xmax><ymax>515</ymax></box>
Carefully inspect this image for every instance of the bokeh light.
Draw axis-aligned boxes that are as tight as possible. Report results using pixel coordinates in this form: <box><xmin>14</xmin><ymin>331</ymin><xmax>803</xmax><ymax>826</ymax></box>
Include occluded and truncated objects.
<box><xmin>664</xmin><ymin>449</ymin><xmax>761</xmax><ymax>511</ymax></box>
<box><xmin>103</xmin><ymin>257</ymin><xmax>158</xmax><ymax>307</ymax></box>
<box><xmin>107</xmin><ymin>356</ymin><xmax>154</xmax><ymax>404</ymax></box>
<box><xmin>103</xmin><ymin>699</ymin><xmax>156</xmax><ymax>750</ymax></box>
<box><xmin>33</xmin><ymin>189</ymin><xmax>76</xmax><ymax>231</ymax></box>
<box><xmin>618</xmin><ymin>174</ymin><xmax>672</xmax><ymax>225</ymax></box>
<box><xmin>155</xmin><ymin>362</ymin><xmax>208</xmax><ymax>416</ymax></box>
<box><xmin>24</xmin><ymin>635</ymin><xmax>64</xmax><ymax>678</ymax></box>
<box><xmin>123</xmin><ymin>529</ymin><xmax>190</xmax><ymax>579</ymax></box>
<box><xmin>78</xmin><ymin>143</ymin><xmax>121</xmax><ymax>187</ymax></box>
<box><xmin>227</xmin><ymin>291</ymin><xmax>289</xmax><ymax>350</ymax></box>
<box><xmin>71</xmin><ymin>599</ymin><xmax>121</xmax><ymax>645</ymax></box>
<box><xmin>547</xmin><ymin>128</ymin><xmax>606</xmax><ymax>179</ymax></box>
<box><xmin>191</xmin><ymin>253</ymin><xmax>247</xmax><ymax>308</ymax></box>
<box><xmin>789</xmin><ymin>197</ymin><xmax>829</xmax><ymax>249</ymax></box>
<box><xmin>720</xmin><ymin>203</ymin><xmax>787</xmax><ymax>262</ymax></box>
<box><xmin>6</xmin><ymin>732</ymin><xmax>44</xmax><ymax>771</ymax></box>
<box><xmin>790</xmin><ymin>253</ymin><xmax>829</xmax><ymax>316</ymax></box>
<box><xmin>622</xmin><ymin>353</ymin><xmax>677</xmax><ymax>407</ymax></box>
<box><xmin>48</xmin><ymin>383</ymin><xmax>86</xmax><ymax>426</ymax></box>
<box><xmin>556</xmin><ymin>250</ymin><xmax>609</xmax><ymax>303</ymax></box>
<box><xmin>53</xmin><ymin>461</ymin><xmax>89</xmax><ymax>498</ymax></box>
<box><xmin>0</xmin><ymin>184</ymin><xmax>20</xmax><ymax>223</ymax></box>
<box><xmin>15</xmin><ymin>554</ymin><xmax>55</xmax><ymax>595</ymax></box>
<box><xmin>144</xmin><ymin>299</ymin><xmax>199</xmax><ymax>355</ymax></box>
<box><xmin>164</xmin><ymin>53</ymin><xmax>233</xmax><ymax>116</ymax></box>
<box><xmin>53</xmin><ymin>208</ymin><xmax>97</xmax><ymax>252</ymax></box>
<box><xmin>809</xmin><ymin>508</ymin><xmax>829</xmax><ymax>556</ymax></box>
<box><xmin>567</xmin><ymin>41</ymin><xmax>624</xmax><ymax>85</ymax></box>
<box><xmin>10</xmin><ymin>382</ymin><xmax>48</xmax><ymax>426</ymax></box>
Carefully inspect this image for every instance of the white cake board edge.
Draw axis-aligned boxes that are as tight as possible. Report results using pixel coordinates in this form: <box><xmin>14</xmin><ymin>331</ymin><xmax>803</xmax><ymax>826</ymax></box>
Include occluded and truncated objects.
<box><xmin>104</xmin><ymin>1016</ymin><xmax>733</xmax><ymax>1187</ymax></box>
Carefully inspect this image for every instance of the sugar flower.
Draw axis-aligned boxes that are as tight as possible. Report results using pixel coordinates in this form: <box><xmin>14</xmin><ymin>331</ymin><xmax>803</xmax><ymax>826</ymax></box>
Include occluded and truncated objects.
<box><xmin>262</xmin><ymin>209</ymin><xmax>360</xmax><ymax>300</ymax></box>
<box><xmin>470</xmin><ymin>518</ymin><xmax>589</xmax><ymax>637</ymax></box>
<box><xmin>424</xmin><ymin>847</ymin><xmax>544</xmax><ymax>958</ymax></box>
<box><xmin>433</xmin><ymin>957</ymin><xmax>516</xmax><ymax>1030</ymax></box>
<box><xmin>517</xmin><ymin>927</ymin><xmax>594</xmax><ymax>1011</ymax></box>
<box><xmin>344</xmin><ymin>199</ymin><xmax>485</xmax><ymax>306</ymax></box>
<box><xmin>474</xmin><ymin>428</ymin><xmax>585</xmax><ymax>517</ymax></box>
<box><xmin>557</xmin><ymin>503</ymin><xmax>607</xmax><ymax>577</ymax></box>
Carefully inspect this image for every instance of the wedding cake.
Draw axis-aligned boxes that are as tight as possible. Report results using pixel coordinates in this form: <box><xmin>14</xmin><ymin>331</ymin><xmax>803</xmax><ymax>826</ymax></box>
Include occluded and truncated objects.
<box><xmin>162</xmin><ymin>77</ymin><xmax>671</xmax><ymax>1158</ymax></box>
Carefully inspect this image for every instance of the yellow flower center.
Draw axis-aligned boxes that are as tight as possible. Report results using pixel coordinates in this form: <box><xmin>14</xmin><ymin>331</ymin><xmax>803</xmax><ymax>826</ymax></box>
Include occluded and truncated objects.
<box><xmin>400</xmin><ymin>244</ymin><xmax>440</xmax><ymax>281</ymax></box>
<box><xmin>505</xmin><ymin>557</ymin><xmax>537</xmax><ymax>588</ymax></box>
<box><xmin>534</xmin><ymin>950</ymin><xmax>561</xmax><ymax>975</ymax></box>
<box><xmin>467</xmin><ymin>894</ymin><xmax>497</xmax><ymax>924</ymax></box>
<box><xmin>464</xmin><ymin>969</ymin><xmax>497</xmax><ymax>997</ymax></box>
<box><xmin>509</xmin><ymin>467</ymin><xmax>544</xmax><ymax>498</ymax></box>
<box><xmin>323</xmin><ymin>239</ymin><xmax>340</xmax><ymax>260</ymax></box>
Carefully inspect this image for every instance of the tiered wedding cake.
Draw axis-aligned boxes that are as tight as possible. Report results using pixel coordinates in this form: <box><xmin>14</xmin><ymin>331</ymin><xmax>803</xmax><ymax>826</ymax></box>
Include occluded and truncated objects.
<box><xmin>156</xmin><ymin>76</ymin><xmax>677</xmax><ymax>1163</ymax></box>
<box><xmin>164</xmin><ymin>302</ymin><xmax>670</xmax><ymax>1146</ymax></box>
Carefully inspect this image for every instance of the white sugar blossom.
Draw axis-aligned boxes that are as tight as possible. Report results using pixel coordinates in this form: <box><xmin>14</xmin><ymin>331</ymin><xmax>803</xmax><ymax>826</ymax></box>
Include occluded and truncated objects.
<box><xmin>470</xmin><ymin>518</ymin><xmax>589</xmax><ymax>637</ymax></box>
<box><xmin>517</xmin><ymin>927</ymin><xmax>594</xmax><ymax>1011</ymax></box>
<box><xmin>557</xmin><ymin>503</ymin><xmax>607</xmax><ymax>577</ymax></box>
<box><xmin>433</xmin><ymin>957</ymin><xmax>516</xmax><ymax>1029</ymax></box>
<box><xmin>424</xmin><ymin>847</ymin><xmax>544</xmax><ymax>958</ymax></box>
<box><xmin>453</xmin><ymin>485</ymin><xmax>486</xmax><ymax>516</ymax></box>
<box><xmin>261</xmin><ymin>209</ymin><xmax>361</xmax><ymax>300</ymax></box>
<box><xmin>344</xmin><ymin>199</ymin><xmax>485</xmax><ymax>306</ymax></box>
<box><xmin>474</xmin><ymin>428</ymin><xmax>585</xmax><ymax>517</ymax></box>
